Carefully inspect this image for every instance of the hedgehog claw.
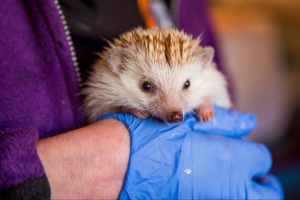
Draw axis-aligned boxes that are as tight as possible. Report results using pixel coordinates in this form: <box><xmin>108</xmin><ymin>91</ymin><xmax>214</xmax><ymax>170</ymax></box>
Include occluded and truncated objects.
<box><xmin>132</xmin><ymin>110</ymin><xmax>149</xmax><ymax>118</ymax></box>
<box><xmin>197</xmin><ymin>105</ymin><xmax>215</xmax><ymax>122</ymax></box>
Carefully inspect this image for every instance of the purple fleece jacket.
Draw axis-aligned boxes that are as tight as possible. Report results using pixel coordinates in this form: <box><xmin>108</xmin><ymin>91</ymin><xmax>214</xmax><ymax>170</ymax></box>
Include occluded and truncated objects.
<box><xmin>0</xmin><ymin>0</ymin><xmax>229</xmax><ymax>191</ymax></box>
<box><xmin>0</xmin><ymin>0</ymin><xmax>85</xmax><ymax>189</ymax></box>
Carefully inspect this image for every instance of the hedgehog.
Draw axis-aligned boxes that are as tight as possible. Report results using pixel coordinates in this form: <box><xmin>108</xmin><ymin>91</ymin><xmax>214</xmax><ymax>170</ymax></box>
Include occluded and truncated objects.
<box><xmin>83</xmin><ymin>28</ymin><xmax>231</xmax><ymax>123</ymax></box>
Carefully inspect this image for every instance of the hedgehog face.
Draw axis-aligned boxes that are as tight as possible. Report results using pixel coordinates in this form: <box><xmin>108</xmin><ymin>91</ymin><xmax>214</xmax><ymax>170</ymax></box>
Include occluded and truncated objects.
<box><xmin>115</xmin><ymin>57</ymin><xmax>213</xmax><ymax>123</ymax></box>
<box><xmin>84</xmin><ymin>28</ymin><xmax>219</xmax><ymax>122</ymax></box>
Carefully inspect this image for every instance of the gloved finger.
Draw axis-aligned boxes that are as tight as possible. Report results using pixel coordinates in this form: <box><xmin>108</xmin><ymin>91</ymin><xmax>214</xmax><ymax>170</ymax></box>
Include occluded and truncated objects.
<box><xmin>192</xmin><ymin>105</ymin><xmax>257</xmax><ymax>138</ymax></box>
<box><xmin>249</xmin><ymin>175</ymin><xmax>284</xmax><ymax>200</ymax></box>
<box><xmin>237</xmin><ymin>141</ymin><xmax>272</xmax><ymax>177</ymax></box>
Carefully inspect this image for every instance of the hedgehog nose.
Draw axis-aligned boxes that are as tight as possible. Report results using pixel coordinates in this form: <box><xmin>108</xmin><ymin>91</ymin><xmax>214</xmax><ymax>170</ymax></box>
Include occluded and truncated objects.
<box><xmin>168</xmin><ymin>111</ymin><xmax>183</xmax><ymax>123</ymax></box>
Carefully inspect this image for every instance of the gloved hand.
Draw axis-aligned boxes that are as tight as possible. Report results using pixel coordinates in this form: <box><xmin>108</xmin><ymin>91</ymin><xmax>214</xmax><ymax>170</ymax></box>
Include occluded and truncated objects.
<box><xmin>98</xmin><ymin>106</ymin><xmax>283</xmax><ymax>200</ymax></box>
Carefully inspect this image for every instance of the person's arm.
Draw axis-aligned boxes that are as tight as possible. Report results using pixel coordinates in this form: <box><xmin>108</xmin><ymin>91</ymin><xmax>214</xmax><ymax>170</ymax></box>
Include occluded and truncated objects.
<box><xmin>37</xmin><ymin>119</ymin><xmax>130</xmax><ymax>199</ymax></box>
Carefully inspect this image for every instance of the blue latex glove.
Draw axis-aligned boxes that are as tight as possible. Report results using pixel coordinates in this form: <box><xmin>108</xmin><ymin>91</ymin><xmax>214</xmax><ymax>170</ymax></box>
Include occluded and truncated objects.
<box><xmin>98</xmin><ymin>105</ymin><xmax>283</xmax><ymax>199</ymax></box>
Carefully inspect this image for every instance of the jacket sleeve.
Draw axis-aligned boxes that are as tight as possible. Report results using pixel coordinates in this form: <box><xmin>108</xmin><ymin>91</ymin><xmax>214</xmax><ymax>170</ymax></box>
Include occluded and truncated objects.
<box><xmin>0</xmin><ymin>0</ymin><xmax>85</xmax><ymax>198</ymax></box>
<box><xmin>0</xmin><ymin>128</ymin><xmax>50</xmax><ymax>200</ymax></box>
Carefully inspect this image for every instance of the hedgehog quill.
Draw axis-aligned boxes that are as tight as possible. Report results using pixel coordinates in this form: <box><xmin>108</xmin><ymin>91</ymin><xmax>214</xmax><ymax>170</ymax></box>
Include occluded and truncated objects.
<box><xmin>83</xmin><ymin>28</ymin><xmax>231</xmax><ymax>123</ymax></box>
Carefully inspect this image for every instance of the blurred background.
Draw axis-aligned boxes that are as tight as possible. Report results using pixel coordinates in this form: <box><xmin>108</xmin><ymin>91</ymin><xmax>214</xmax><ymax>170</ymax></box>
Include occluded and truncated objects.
<box><xmin>211</xmin><ymin>1</ymin><xmax>300</xmax><ymax>198</ymax></box>
<box><xmin>60</xmin><ymin>0</ymin><xmax>300</xmax><ymax>198</ymax></box>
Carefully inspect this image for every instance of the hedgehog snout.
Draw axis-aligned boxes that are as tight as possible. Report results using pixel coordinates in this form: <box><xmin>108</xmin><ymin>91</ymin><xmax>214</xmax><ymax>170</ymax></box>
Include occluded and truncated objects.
<box><xmin>167</xmin><ymin>111</ymin><xmax>183</xmax><ymax>123</ymax></box>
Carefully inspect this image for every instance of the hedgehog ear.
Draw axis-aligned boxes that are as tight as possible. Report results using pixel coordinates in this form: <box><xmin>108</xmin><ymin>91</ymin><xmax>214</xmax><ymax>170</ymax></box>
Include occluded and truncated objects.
<box><xmin>200</xmin><ymin>46</ymin><xmax>215</xmax><ymax>65</ymax></box>
<box><xmin>107</xmin><ymin>48</ymin><xmax>123</xmax><ymax>73</ymax></box>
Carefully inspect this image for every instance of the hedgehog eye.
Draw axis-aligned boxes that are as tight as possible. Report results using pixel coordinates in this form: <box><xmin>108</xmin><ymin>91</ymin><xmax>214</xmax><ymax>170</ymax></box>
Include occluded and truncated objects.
<box><xmin>183</xmin><ymin>80</ymin><xmax>190</xmax><ymax>90</ymax></box>
<box><xmin>142</xmin><ymin>81</ymin><xmax>153</xmax><ymax>93</ymax></box>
